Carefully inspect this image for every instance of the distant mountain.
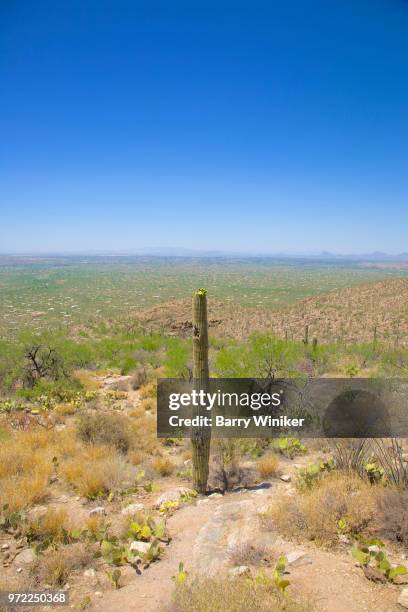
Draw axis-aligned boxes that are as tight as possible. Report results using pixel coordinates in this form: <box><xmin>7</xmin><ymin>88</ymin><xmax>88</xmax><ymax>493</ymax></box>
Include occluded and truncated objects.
<box><xmin>2</xmin><ymin>248</ymin><xmax>408</xmax><ymax>261</ymax></box>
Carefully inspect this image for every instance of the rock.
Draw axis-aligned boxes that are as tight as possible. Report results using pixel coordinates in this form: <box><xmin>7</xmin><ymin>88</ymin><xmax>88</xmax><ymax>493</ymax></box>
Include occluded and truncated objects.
<box><xmin>103</xmin><ymin>375</ymin><xmax>131</xmax><ymax>389</ymax></box>
<box><xmin>89</xmin><ymin>506</ymin><xmax>106</xmax><ymax>516</ymax></box>
<box><xmin>1</xmin><ymin>544</ymin><xmax>10</xmax><ymax>550</ymax></box>
<box><xmin>208</xmin><ymin>493</ymin><xmax>223</xmax><ymax>499</ymax></box>
<box><xmin>368</xmin><ymin>544</ymin><xmax>380</xmax><ymax>553</ymax></box>
<box><xmin>14</xmin><ymin>549</ymin><xmax>36</xmax><ymax>565</ymax></box>
<box><xmin>28</xmin><ymin>505</ymin><xmax>48</xmax><ymax>520</ymax></box>
<box><xmin>229</xmin><ymin>566</ymin><xmax>251</xmax><ymax>578</ymax></box>
<box><xmin>58</xmin><ymin>495</ymin><xmax>69</xmax><ymax>504</ymax></box>
<box><xmin>155</xmin><ymin>487</ymin><xmax>193</xmax><ymax>507</ymax></box>
<box><xmin>83</xmin><ymin>568</ymin><xmax>96</xmax><ymax>578</ymax></box>
<box><xmin>94</xmin><ymin>592</ymin><xmax>103</xmax><ymax>598</ymax></box>
<box><xmin>280</xmin><ymin>474</ymin><xmax>291</xmax><ymax>483</ymax></box>
<box><xmin>362</xmin><ymin>566</ymin><xmax>386</xmax><ymax>583</ymax></box>
<box><xmin>286</xmin><ymin>551</ymin><xmax>312</xmax><ymax>567</ymax></box>
<box><xmin>16</xmin><ymin>567</ymin><xmax>23</xmax><ymax>573</ymax></box>
<box><xmin>121</xmin><ymin>503</ymin><xmax>145</xmax><ymax>516</ymax></box>
<box><xmin>129</xmin><ymin>541</ymin><xmax>150</xmax><ymax>556</ymax></box>
<box><xmin>183</xmin><ymin>459</ymin><xmax>192</xmax><ymax>466</ymax></box>
<box><xmin>398</xmin><ymin>588</ymin><xmax>408</xmax><ymax>607</ymax></box>
<box><xmin>338</xmin><ymin>534</ymin><xmax>351</xmax><ymax>545</ymax></box>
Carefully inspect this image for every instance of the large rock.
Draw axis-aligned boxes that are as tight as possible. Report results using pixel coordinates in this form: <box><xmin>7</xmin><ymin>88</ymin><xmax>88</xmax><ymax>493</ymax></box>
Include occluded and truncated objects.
<box><xmin>286</xmin><ymin>551</ymin><xmax>312</xmax><ymax>567</ymax></box>
<box><xmin>155</xmin><ymin>487</ymin><xmax>194</xmax><ymax>507</ymax></box>
<box><xmin>89</xmin><ymin>506</ymin><xmax>106</xmax><ymax>516</ymax></box>
<box><xmin>398</xmin><ymin>588</ymin><xmax>408</xmax><ymax>608</ymax></box>
<box><xmin>121</xmin><ymin>503</ymin><xmax>145</xmax><ymax>516</ymax></box>
<box><xmin>229</xmin><ymin>566</ymin><xmax>251</xmax><ymax>578</ymax></box>
<box><xmin>129</xmin><ymin>541</ymin><xmax>150</xmax><ymax>556</ymax></box>
<box><xmin>14</xmin><ymin>549</ymin><xmax>36</xmax><ymax>565</ymax></box>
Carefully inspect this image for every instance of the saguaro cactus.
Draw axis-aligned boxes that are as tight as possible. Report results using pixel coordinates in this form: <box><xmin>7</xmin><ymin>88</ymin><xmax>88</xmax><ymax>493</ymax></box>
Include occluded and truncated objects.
<box><xmin>303</xmin><ymin>324</ymin><xmax>309</xmax><ymax>345</ymax></box>
<box><xmin>191</xmin><ymin>288</ymin><xmax>211</xmax><ymax>494</ymax></box>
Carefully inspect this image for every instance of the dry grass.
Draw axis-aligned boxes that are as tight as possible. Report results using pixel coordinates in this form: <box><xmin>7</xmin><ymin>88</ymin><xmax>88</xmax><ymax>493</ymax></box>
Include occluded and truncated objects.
<box><xmin>0</xmin><ymin>431</ymin><xmax>55</xmax><ymax>513</ymax></box>
<box><xmin>139</xmin><ymin>382</ymin><xmax>156</xmax><ymax>399</ymax></box>
<box><xmin>128</xmin><ymin>405</ymin><xmax>145</xmax><ymax>418</ymax></box>
<box><xmin>152</xmin><ymin>456</ymin><xmax>175</xmax><ymax>477</ymax></box>
<box><xmin>73</xmin><ymin>370</ymin><xmax>101</xmax><ymax>390</ymax></box>
<box><xmin>265</xmin><ymin>471</ymin><xmax>376</xmax><ymax>546</ymax></box>
<box><xmin>228</xmin><ymin>541</ymin><xmax>271</xmax><ymax>566</ymax></box>
<box><xmin>26</xmin><ymin>507</ymin><xmax>74</xmax><ymax>543</ymax></box>
<box><xmin>375</xmin><ymin>488</ymin><xmax>408</xmax><ymax>546</ymax></box>
<box><xmin>141</xmin><ymin>397</ymin><xmax>156</xmax><ymax>412</ymax></box>
<box><xmin>129</xmin><ymin>415</ymin><xmax>160</xmax><ymax>454</ymax></box>
<box><xmin>76</xmin><ymin>411</ymin><xmax>132</xmax><ymax>452</ymax></box>
<box><xmin>256</xmin><ymin>455</ymin><xmax>279</xmax><ymax>478</ymax></box>
<box><xmin>31</xmin><ymin>543</ymin><xmax>95</xmax><ymax>586</ymax></box>
<box><xmin>55</xmin><ymin>402</ymin><xmax>77</xmax><ymax>416</ymax></box>
<box><xmin>172</xmin><ymin>575</ymin><xmax>314</xmax><ymax>612</ymax></box>
<box><xmin>128</xmin><ymin>449</ymin><xmax>145</xmax><ymax>465</ymax></box>
<box><xmin>61</xmin><ymin>445</ymin><xmax>127</xmax><ymax>499</ymax></box>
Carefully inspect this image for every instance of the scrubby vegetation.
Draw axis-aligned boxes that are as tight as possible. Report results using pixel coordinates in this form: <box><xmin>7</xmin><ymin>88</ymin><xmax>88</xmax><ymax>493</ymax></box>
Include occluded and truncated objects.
<box><xmin>172</xmin><ymin>574</ymin><xmax>314</xmax><ymax>612</ymax></box>
<box><xmin>2</xmin><ymin>260</ymin><xmax>408</xmax><ymax>609</ymax></box>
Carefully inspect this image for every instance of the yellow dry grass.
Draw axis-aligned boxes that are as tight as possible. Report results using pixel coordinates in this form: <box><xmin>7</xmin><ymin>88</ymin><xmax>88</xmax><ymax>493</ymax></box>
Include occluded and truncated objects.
<box><xmin>152</xmin><ymin>456</ymin><xmax>175</xmax><ymax>477</ymax></box>
<box><xmin>256</xmin><ymin>454</ymin><xmax>280</xmax><ymax>478</ymax></box>
<box><xmin>61</xmin><ymin>445</ymin><xmax>125</xmax><ymax>499</ymax></box>
<box><xmin>266</xmin><ymin>471</ymin><xmax>376</xmax><ymax>546</ymax></box>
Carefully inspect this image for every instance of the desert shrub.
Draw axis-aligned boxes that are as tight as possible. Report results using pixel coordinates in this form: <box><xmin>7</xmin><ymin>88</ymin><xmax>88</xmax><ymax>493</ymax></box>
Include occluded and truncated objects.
<box><xmin>26</xmin><ymin>508</ymin><xmax>74</xmax><ymax>546</ymax></box>
<box><xmin>210</xmin><ymin>440</ymin><xmax>254</xmax><ymax>492</ymax></box>
<box><xmin>152</xmin><ymin>456</ymin><xmax>175</xmax><ymax>477</ymax></box>
<box><xmin>61</xmin><ymin>446</ymin><xmax>126</xmax><ymax>499</ymax></box>
<box><xmin>128</xmin><ymin>449</ymin><xmax>145</xmax><ymax>465</ymax></box>
<box><xmin>164</xmin><ymin>338</ymin><xmax>191</xmax><ymax>379</ymax></box>
<box><xmin>76</xmin><ymin>412</ymin><xmax>132</xmax><ymax>452</ymax></box>
<box><xmin>214</xmin><ymin>334</ymin><xmax>301</xmax><ymax>378</ymax></box>
<box><xmin>375</xmin><ymin>488</ymin><xmax>408</xmax><ymax>546</ymax></box>
<box><xmin>139</xmin><ymin>382</ymin><xmax>156</xmax><ymax>399</ymax></box>
<box><xmin>0</xmin><ymin>433</ymin><xmax>54</xmax><ymax>514</ymax></box>
<box><xmin>31</xmin><ymin>543</ymin><xmax>95</xmax><ymax>586</ymax></box>
<box><xmin>257</xmin><ymin>455</ymin><xmax>279</xmax><ymax>478</ymax></box>
<box><xmin>131</xmin><ymin>368</ymin><xmax>148</xmax><ymax>390</ymax></box>
<box><xmin>266</xmin><ymin>472</ymin><xmax>376</xmax><ymax>546</ymax></box>
<box><xmin>228</xmin><ymin>541</ymin><xmax>270</xmax><ymax>566</ymax></box>
<box><xmin>141</xmin><ymin>397</ymin><xmax>156</xmax><ymax>412</ymax></box>
<box><xmin>172</xmin><ymin>575</ymin><xmax>313</xmax><ymax>612</ymax></box>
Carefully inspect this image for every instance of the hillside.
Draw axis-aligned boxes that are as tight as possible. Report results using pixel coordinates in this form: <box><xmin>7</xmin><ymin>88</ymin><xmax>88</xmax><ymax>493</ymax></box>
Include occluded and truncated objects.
<box><xmin>134</xmin><ymin>278</ymin><xmax>408</xmax><ymax>346</ymax></box>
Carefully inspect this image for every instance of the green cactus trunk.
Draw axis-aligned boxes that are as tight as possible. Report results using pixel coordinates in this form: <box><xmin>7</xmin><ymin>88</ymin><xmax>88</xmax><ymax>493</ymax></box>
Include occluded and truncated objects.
<box><xmin>191</xmin><ymin>289</ymin><xmax>211</xmax><ymax>494</ymax></box>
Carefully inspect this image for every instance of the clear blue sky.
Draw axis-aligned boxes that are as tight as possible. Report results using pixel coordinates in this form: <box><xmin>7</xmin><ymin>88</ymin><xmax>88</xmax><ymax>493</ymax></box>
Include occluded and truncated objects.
<box><xmin>1</xmin><ymin>0</ymin><xmax>408</xmax><ymax>254</ymax></box>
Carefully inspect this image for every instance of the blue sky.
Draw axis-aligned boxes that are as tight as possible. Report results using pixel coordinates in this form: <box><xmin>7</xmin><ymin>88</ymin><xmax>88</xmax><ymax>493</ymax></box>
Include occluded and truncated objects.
<box><xmin>1</xmin><ymin>0</ymin><xmax>408</xmax><ymax>254</ymax></box>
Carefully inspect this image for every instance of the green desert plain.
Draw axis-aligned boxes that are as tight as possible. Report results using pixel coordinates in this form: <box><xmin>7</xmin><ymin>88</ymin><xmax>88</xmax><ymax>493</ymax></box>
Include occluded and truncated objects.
<box><xmin>1</xmin><ymin>255</ymin><xmax>408</xmax><ymax>611</ymax></box>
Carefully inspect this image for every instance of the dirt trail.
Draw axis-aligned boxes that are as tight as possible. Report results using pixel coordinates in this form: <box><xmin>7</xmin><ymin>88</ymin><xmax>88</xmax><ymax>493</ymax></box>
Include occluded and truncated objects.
<box><xmin>94</xmin><ymin>498</ymin><xmax>219</xmax><ymax>611</ymax></box>
<box><xmin>94</xmin><ymin>482</ymin><xmax>400</xmax><ymax>612</ymax></box>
